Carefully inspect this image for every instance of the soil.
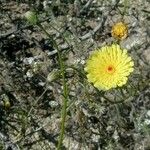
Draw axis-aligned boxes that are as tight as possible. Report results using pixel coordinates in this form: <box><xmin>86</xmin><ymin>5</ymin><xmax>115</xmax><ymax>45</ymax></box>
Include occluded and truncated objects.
<box><xmin>0</xmin><ymin>0</ymin><xmax>150</xmax><ymax>150</ymax></box>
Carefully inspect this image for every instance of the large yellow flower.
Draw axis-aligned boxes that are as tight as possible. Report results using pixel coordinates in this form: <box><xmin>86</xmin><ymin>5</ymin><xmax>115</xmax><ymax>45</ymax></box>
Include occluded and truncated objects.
<box><xmin>85</xmin><ymin>44</ymin><xmax>134</xmax><ymax>90</ymax></box>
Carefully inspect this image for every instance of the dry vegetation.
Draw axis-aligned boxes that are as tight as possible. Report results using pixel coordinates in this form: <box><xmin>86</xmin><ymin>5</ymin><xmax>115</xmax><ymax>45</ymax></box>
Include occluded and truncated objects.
<box><xmin>0</xmin><ymin>0</ymin><xmax>150</xmax><ymax>149</ymax></box>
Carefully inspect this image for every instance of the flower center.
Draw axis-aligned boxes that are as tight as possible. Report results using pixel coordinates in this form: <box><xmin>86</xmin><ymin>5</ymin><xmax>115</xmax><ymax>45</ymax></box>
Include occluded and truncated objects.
<box><xmin>106</xmin><ymin>65</ymin><xmax>115</xmax><ymax>74</ymax></box>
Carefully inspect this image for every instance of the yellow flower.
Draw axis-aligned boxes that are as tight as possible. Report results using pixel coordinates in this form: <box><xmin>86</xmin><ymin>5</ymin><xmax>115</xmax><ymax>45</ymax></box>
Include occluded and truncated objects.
<box><xmin>85</xmin><ymin>44</ymin><xmax>134</xmax><ymax>91</ymax></box>
<box><xmin>111</xmin><ymin>22</ymin><xmax>128</xmax><ymax>40</ymax></box>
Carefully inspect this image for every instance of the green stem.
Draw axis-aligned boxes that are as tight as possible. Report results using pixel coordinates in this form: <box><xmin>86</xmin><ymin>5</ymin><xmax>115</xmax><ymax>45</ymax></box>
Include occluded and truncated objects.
<box><xmin>123</xmin><ymin>0</ymin><xmax>128</xmax><ymax>17</ymax></box>
<box><xmin>37</xmin><ymin>23</ymin><xmax>68</xmax><ymax>150</ymax></box>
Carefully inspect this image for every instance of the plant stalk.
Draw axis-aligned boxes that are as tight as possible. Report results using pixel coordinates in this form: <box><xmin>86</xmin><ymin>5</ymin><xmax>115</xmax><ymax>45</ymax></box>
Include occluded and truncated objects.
<box><xmin>123</xmin><ymin>0</ymin><xmax>128</xmax><ymax>17</ymax></box>
<box><xmin>37</xmin><ymin>23</ymin><xmax>68</xmax><ymax>150</ymax></box>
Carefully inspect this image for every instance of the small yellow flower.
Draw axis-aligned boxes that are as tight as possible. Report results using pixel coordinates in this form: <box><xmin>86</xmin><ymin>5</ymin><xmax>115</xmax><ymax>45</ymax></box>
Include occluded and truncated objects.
<box><xmin>111</xmin><ymin>22</ymin><xmax>128</xmax><ymax>40</ymax></box>
<box><xmin>85</xmin><ymin>44</ymin><xmax>134</xmax><ymax>91</ymax></box>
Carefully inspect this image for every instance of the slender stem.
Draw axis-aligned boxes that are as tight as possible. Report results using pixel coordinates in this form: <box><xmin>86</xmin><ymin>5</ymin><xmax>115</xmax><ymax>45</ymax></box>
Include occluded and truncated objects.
<box><xmin>50</xmin><ymin>23</ymin><xmax>71</xmax><ymax>47</ymax></box>
<box><xmin>27</xmin><ymin>87</ymin><xmax>48</xmax><ymax>117</ymax></box>
<box><xmin>123</xmin><ymin>0</ymin><xmax>128</xmax><ymax>17</ymax></box>
<box><xmin>37</xmin><ymin>23</ymin><xmax>68</xmax><ymax>149</ymax></box>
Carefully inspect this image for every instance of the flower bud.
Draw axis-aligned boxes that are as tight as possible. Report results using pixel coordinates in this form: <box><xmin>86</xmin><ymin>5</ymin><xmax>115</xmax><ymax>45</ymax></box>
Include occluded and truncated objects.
<box><xmin>1</xmin><ymin>94</ymin><xmax>11</xmax><ymax>110</ymax></box>
<box><xmin>47</xmin><ymin>70</ymin><xmax>60</xmax><ymax>82</ymax></box>
<box><xmin>24</xmin><ymin>11</ymin><xmax>38</xmax><ymax>25</ymax></box>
